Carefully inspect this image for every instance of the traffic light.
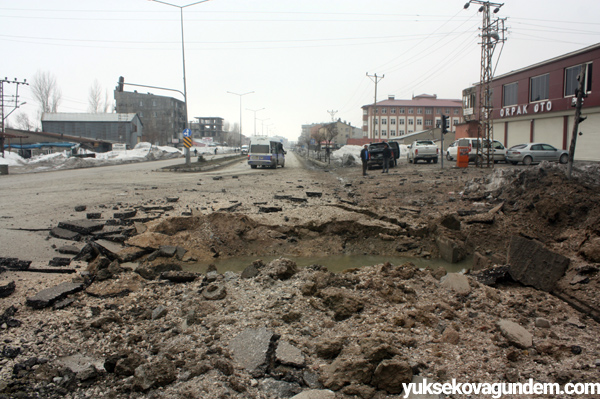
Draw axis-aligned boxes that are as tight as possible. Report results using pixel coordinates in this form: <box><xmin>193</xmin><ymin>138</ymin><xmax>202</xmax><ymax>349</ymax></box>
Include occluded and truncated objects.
<box><xmin>441</xmin><ymin>114</ymin><xmax>449</xmax><ymax>134</ymax></box>
<box><xmin>117</xmin><ymin>76</ymin><xmax>124</xmax><ymax>92</ymax></box>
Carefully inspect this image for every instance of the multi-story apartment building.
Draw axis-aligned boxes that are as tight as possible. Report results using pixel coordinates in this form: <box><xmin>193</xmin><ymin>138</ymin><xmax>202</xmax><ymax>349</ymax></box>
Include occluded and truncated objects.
<box><xmin>114</xmin><ymin>89</ymin><xmax>185</xmax><ymax>146</ymax></box>
<box><xmin>461</xmin><ymin>43</ymin><xmax>600</xmax><ymax>161</ymax></box>
<box><xmin>191</xmin><ymin>117</ymin><xmax>225</xmax><ymax>143</ymax></box>
<box><xmin>362</xmin><ymin>94</ymin><xmax>463</xmax><ymax>140</ymax></box>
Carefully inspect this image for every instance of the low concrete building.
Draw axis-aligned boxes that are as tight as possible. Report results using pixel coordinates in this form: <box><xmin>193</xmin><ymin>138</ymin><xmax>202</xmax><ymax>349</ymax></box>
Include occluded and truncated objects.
<box><xmin>41</xmin><ymin>113</ymin><xmax>143</xmax><ymax>149</ymax></box>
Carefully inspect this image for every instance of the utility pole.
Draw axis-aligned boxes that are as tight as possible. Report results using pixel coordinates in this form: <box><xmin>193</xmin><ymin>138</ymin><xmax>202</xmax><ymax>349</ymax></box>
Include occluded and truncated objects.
<box><xmin>1</xmin><ymin>77</ymin><xmax>29</xmax><ymax>158</ymax></box>
<box><xmin>567</xmin><ymin>64</ymin><xmax>587</xmax><ymax>180</ymax></box>
<box><xmin>464</xmin><ymin>1</ymin><xmax>506</xmax><ymax>168</ymax></box>
<box><xmin>366</xmin><ymin>73</ymin><xmax>384</xmax><ymax>140</ymax></box>
<box><xmin>327</xmin><ymin>110</ymin><xmax>338</xmax><ymax>122</ymax></box>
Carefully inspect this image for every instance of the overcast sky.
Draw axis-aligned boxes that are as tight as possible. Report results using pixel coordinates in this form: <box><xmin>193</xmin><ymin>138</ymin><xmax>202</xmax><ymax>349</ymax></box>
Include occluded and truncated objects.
<box><xmin>2</xmin><ymin>0</ymin><xmax>600</xmax><ymax>142</ymax></box>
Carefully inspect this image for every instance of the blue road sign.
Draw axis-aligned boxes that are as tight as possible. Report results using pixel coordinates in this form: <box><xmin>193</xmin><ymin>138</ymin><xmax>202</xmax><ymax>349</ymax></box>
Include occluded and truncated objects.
<box><xmin>183</xmin><ymin>128</ymin><xmax>191</xmax><ymax>137</ymax></box>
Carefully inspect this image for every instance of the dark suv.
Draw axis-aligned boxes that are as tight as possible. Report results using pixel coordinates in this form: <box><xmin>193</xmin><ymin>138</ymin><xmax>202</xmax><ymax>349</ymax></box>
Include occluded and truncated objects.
<box><xmin>367</xmin><ymin>141</ymin><xmax>400</xmax><ymax>169</ymax></box>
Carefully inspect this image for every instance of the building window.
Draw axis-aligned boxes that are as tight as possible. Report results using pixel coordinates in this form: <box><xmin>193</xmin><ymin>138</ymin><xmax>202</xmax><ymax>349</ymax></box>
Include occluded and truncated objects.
<box><xmin>445</xmin><ymin>109</ymin><xmax>450</xmax><ymax>114</ymax></box>
<box><xmin>408</xmin><ymin>119</ymin><xmax>414</xmax><ymax>125</ymax></box>
<box><xmin>390</xmin><ymin>119</ymin><xmax>396</xmax><ymax>125</ymax></box>
<box><xmin>381</xmin><ymin>118</ymin><xmax>387</xmax><ymax>125</ymax></box>
<box><xmin>363</xmin><ymin>109</ymin><xmax>368</xmax><ymax>115</ymax></box>
<box><xmin>140</xmin><ymin>101</ymin><xmax>144</xmax><ymax>106</ymax></box>
<box><xmin>399</xmin><ymin>108</ymin><xmax>405</xmax><ymax>114</ymax></box>
<box><xmin>425</xmin><ymin>120</ymin><xmax>432</xmax><ymax>127</ymax></box>
<box><xmin>503</xmin><ymin>82</ymin><xmax>518</xmax><ymax>106</ymax></box>
<box><xmin>454</xmin><ymin>109</ymin><xmax>459</xmax><ymax>115</ymax></box>
<box><xmin>400</xmin><ymin>129</ymin><xmax>405</xmax><ymax>135</ymax></box>
<box><xmin>408</xmin><ymin>108</ymin><xmax>414</xmax><ymax>114</ymax></box>
<box><xmin>374</xmin><ymin>119</ymin><xmax>378</xmax><ymax>125</ymax></box>
<box><xmin>425</xmin><ymin>108</ymin><xmax>432</xmax><ymax>114</ymax></box>
<box><xmin>565</xmin><ymin>63</ymin><xmax>593</xmax><ymax>96</ymax></box>
<box><xmin>436</xmin><ymin>108</ymin><xmax>441</xmax><ymax>115</ymax></box>
<box><xmin>382</xmin><ymin>130</ymin><xmax>387</xmax><ymax>136</ymax></box>
<box><xmin>417</xmin><ymin>108</ymin><xmax>422</xmax><ymax>114</ymax></box>
<box><xmin>399</xmin><ymin>119</ymin><xmax>405</xmax><ymax>125</ymax></box>
<box><xmin>375</xmin><ymin>108</ymin><xmax>378</xmax><ymax>114</ymax></box>
<box><xmin>381</xmin><ymin>108</ymin><xmax>387</xmax><ymax>114</ymax></box>
<box><xmin>391</xmin><ymin>130</ymin><xmax>396</xmax><ymax>136</ymax></box>
<box><xmin>453</xmin><ymin>118</ymin><xmax>459</xmax><ymax>126</ymax></box>
<box><xmin>391</xmin><ymin>108</ymin><xmax>396</xmax><ymax>114</ymax></box>
<box><xmin>417</xmin><ymin>118</ymin><xmax>422</xmax><ymax>125</ymax></box>
<box><xmin>408</xmin><ymin>130</ymin><xmax>413</xmax><ymax>133</ymax></box>
<box><xmin>530</xmin><ymin>73</ymin><xmax>549</xmax><ymax>102</ymax></box>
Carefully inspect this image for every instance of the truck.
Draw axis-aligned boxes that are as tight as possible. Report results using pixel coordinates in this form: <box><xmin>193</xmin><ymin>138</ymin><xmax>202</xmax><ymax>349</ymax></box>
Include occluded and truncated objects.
<box><xmin>367</xmin><ymin>141</ymin><xmax>400</xmax><ymax>169</ymax></box>
<box><xmin>247</xmin><ymin>137</ymin><xmax>286</xmax><ymax>169</ymax></box>
<box><xmin>407</xmin><ymin>140</ymin><xmax>439</xmax><ymax>164</ymax></box>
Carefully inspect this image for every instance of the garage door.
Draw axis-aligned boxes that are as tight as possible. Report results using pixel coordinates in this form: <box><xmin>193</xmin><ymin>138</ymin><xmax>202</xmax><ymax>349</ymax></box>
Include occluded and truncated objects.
<box><xmin>505</xmin><ymin>120</ymin><xmax>530</xmax><ymax>148</ymax></box>
<box><xmin>566</xmin><ymin>112</ymin><xmax>600</xmax><ymax>161</ymax></box>
<box><xmin>533</xmin><ymin>116</ymin><xmax>563</xmax><ymax>149</ymax></box>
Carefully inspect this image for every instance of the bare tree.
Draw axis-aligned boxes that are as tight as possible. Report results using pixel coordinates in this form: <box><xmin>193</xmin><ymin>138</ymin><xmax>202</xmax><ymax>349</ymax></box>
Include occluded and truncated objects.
<box><xmin>15</xmin><ymin>112</ymin><xmax>34</xmax><ymax>131</ymax></box>
<box><xmin>88</xmin><ymin>79</ymin><xmax>110</xmax><ymax>113</ymax></box>
<box><xmin>30</xmin><ymin>70</ymin><xmax>62</xmax><ymax>113</ymax></box>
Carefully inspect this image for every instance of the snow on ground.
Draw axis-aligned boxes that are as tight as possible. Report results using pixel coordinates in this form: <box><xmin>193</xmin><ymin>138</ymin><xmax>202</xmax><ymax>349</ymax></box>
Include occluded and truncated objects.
<box><xmin>0</xmin><ymin>143</ymin><xmax>185</xmax><ymax>173</ymax></box>
<box><xmin>0</xmin><ymin>151</ymin><xmax>26</xmax><ymax>166</ymax></box>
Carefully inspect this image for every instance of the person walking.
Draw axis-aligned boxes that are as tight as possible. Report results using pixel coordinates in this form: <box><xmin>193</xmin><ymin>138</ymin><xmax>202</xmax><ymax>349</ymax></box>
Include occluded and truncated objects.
<box><xmin>382</xmin><ymin>142</ymin><xmax>391</xmax><ymax>173</ymax></box>
<box><xmin>360</xmin><ymin>144</ymin><xmax>369</xmax><ymax>176</ymax></box>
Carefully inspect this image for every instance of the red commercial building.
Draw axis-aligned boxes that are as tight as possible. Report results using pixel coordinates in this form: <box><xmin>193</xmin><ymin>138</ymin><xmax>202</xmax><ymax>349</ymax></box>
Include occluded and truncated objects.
<box><xmin>362</xmin><ymin>94</ymin><xmax>463</xmax><ymax>140</ymax></box>
<box><xmin>461</xmin><ymin>43</ymin><xmax>600</xmax><ymax>161</ymax></box>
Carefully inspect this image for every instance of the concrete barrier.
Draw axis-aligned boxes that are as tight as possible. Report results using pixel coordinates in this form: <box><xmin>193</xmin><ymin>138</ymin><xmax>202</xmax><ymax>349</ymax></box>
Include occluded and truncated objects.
<box><xmin>0</xmin><ymin>164</ymin><xmax>8</xmax><ymax>175</ymax></box>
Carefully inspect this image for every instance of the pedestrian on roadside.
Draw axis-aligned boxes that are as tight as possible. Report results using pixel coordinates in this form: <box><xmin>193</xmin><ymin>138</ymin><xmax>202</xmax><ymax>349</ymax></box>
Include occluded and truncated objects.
<box><xmin>382</xmin><ymin>142</ymin><xmax>391</xmax><ymax>173</ymax></box>
<box><xmin>194</xmin><ymin>148</ymin><xmax>198</xmax><ymax>157</ymax></box>
<box><xmin>360</xmin><ymin>144</ymin><xmax>369</xmax><ymax>176</ymax></box>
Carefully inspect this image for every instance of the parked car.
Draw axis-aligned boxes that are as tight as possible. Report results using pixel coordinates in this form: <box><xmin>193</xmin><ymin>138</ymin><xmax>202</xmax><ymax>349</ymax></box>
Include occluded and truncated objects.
<box><xmin>506</xmin><ymin>143</ymin><xmax>569</xmax><ymax>165</ymax></box>
<box><xmin>407</xmin><ymin>140</ymin><xmax>439</xmax><ymax>164</ymax></box>
<box><xmin>367</xmin><ymin>141</ymin><xmax>400</xmax><ymax>169</ymax></box>
<box><xmin>446</xmin><ymin>138</ymin><xmax>507</xmax><ymax>164</ymax></box>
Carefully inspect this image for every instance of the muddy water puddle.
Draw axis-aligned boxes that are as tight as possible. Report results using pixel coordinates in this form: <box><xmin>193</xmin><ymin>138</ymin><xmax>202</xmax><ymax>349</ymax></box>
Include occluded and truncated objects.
<box><xmin>183</xmin><ymin>254</ymin><xmax>471</xmax><ymax>274</ymax></box>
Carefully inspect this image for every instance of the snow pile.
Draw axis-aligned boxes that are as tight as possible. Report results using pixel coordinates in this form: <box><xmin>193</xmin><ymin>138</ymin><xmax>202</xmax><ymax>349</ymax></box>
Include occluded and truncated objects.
<box><xmin>3</xmin><ymin>143</ymin><xmax>184</xmax><ymax>173</ymax></box>
<box><xmin>0</xmin><ymin>151</ymin><xmax>26</xmax><ymax>166</ymax></box>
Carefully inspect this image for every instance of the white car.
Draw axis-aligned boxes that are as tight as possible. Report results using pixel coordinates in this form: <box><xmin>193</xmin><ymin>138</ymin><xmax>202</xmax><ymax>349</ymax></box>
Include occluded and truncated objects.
<box><xmin>446</xmin><ymin>139</ymin><xmax>507</xmax><ymax>164</ymax></box>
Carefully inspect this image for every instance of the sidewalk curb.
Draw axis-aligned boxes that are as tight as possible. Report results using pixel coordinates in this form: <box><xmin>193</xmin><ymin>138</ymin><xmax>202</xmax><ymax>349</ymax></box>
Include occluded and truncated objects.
<box><xmin>157</xmin><ymin>155</ymin><xmax>244</xmax><ymax>173</ymax></box>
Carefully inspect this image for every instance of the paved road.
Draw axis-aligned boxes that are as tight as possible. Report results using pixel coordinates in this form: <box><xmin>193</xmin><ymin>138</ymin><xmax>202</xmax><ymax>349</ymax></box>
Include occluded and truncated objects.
<box><xmin>0</xmin><ymin>153</ymin><xmax>307</xmax><ymax>261</ymax></box>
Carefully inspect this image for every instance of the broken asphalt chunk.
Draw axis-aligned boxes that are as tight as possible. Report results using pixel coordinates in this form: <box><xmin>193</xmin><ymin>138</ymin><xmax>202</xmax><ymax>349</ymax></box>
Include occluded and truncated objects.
<box><xmin>49</xmin><ymin>257</ymin><xmax>71</xmax><ymax>267</ymax></box>
<box><xmin>306</xmin><ymin>191</ymin><xmax>323</xmax><ymax>198</ymax></box>
<box><xmin>58</xmin><ymin>220</ymin><xmax>105</xmax><ymax>235</ymax></box>
<box><xmin>0</xmin><ymin>257</ymin><xmax>31</xmax><ymax>271</ymax></box>
<box><xmin>259</xmin><ymin>206</ymin><xmax>283</xmax><ymax>213</ymax></box>
<box><xmin>508</xmin><ymin>235</ymin><xmax>570</xmax><ymax>292</ymax></box>
<box><xmin>0</xmin><ymin>281</ymin><xmax>16</xmax><ymax>298</ymax></box>
<box><xmin>50</xmin><ymin>227</ymin><xmax>81</xmax><ymax>241</ymax></box>
<box><xmin>26</xmin><ymin>282</ymin><xmax>84</xmax><ymax>309</ymax></box>
<box><xmin>113</xmin><ymin>209</ymin><xmax>137</xmax><ymax>219</ymax></box>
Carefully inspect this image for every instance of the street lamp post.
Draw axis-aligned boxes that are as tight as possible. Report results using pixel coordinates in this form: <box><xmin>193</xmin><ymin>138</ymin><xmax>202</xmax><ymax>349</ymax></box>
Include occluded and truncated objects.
<box><xmin>257</xmin><ymin>118</ymin><xmax>270</xmax><ymax>136</ymax></box>
<box><xmin>148</xmin><ymin>0</ymin><xmax>212</xmax><ymax>165</ymax></box>
<box><xmin>227</xmin><ymin>91</ymin><xmax>254</xmax><ymax>149</ymax></box>
<box><xmin>246</xmin><ymin>107</ymin><xmax>265</xmax><ymax>136</ymax></box>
